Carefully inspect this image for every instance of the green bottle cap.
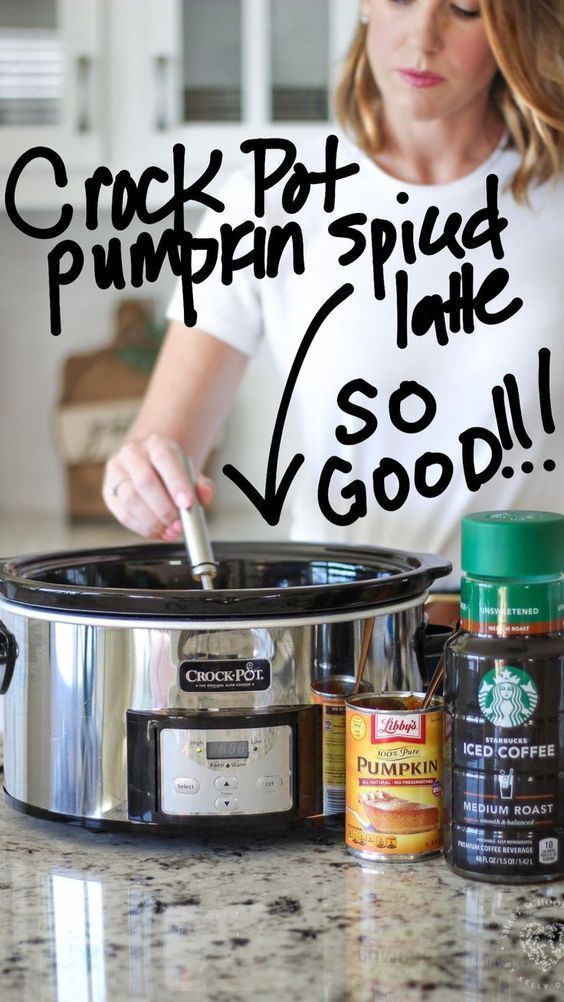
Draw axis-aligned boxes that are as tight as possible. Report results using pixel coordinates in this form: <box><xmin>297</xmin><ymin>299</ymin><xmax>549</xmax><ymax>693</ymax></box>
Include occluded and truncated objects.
<box><xmin>461</xmin><ymin>510</ymin><xmax>564</xmax><ymax>579</ymax></box>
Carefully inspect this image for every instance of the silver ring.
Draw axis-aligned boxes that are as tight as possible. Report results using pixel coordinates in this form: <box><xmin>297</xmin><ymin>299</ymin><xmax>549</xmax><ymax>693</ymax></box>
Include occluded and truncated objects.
<box><xmin>111</xmin><ymin>477</ymin><xmax>130</xmax><ymax>498</ymax></box>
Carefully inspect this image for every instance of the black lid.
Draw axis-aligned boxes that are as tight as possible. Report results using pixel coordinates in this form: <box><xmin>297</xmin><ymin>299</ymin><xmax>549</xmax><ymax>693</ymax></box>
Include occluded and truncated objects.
<box><xmin>0</xmin><ymin>541</ymin><xmax>451</xmax><ymax>620</ymax></box>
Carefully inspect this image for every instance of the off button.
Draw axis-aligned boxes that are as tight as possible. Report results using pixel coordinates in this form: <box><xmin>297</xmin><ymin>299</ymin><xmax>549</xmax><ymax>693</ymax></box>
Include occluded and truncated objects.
<box><xmin>257</xmin><ymin>776</ymin><xmax>283</xmax><ymax>793</ymax></box>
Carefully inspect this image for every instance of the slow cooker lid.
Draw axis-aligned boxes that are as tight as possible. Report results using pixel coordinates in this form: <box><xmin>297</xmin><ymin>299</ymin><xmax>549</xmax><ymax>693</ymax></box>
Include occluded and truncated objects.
<box><xmin>0</xmin><ymin>541</ymin><xmax>451</xmax><ymax>619</ymax></box>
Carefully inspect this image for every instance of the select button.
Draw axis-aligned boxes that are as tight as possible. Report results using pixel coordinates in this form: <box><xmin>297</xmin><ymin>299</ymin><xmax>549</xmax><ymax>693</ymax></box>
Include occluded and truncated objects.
<box><xmin>173</xmin><ymin>777</ymin><xmax>200</xmax><ymax>795</ymax></box>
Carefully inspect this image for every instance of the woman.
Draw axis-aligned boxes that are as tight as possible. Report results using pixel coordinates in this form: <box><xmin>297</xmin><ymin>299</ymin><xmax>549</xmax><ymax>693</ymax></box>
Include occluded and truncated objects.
<box><xmin>103</xmin><ymin>0</ymin><xmax>563</xmax><ymax>585</ymax></box>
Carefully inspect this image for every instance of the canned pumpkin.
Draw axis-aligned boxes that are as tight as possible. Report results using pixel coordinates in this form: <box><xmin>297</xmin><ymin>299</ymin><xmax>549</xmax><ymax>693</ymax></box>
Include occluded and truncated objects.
<box><xmin>311</xmin><ymin>675</ymin><xmax>372</xmax><ymax>815</ymax></box>
<box><xmin>345</xmin><ymin>692</ymin><xmax>443</xmax><ymax>862</ymax></box>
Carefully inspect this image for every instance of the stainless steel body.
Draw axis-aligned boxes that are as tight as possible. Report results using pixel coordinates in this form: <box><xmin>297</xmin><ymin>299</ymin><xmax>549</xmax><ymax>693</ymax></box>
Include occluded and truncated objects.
<box><xmin>0</xmin><ymin>541</ymin><xmax>451</xmax><ymax>830</ymax></box>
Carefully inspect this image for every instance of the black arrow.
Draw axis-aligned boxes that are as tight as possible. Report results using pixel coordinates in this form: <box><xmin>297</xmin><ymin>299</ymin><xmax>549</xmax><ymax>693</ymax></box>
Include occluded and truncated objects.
<box><xmin>223</xmin><ymin>283</ymin><xmax>355</xmax><ymax>525</ymax></box>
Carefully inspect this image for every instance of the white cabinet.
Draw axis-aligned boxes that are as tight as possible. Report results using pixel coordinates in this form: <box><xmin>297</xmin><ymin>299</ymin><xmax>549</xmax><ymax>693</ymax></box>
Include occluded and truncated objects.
<box><xmin>114</xmin><ymin>0</ymin><xmax>358</xmax><ymax>173</ymax></box>
<box><xmin>0</xmin><ymin>0</ymin><xmax>103</xmax><ymax>206</ymax></box>
<box><xmin>1</xmin><ymin>0</ymin><xmax>358</xmax><ymax>206</ymax></box>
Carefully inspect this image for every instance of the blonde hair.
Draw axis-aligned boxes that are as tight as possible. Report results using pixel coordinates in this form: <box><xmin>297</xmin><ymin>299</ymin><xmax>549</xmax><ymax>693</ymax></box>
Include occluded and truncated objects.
<box><xmin>334</xmin><ymin>0</ymin><xmax>564</xmax><ymax>202</ymax></box>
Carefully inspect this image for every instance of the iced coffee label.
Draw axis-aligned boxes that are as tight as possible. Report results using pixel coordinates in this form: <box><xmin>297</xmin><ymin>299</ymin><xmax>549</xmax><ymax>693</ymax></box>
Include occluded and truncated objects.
<box><xmin>448</xmin><ymin>654</ymin><xmax>562</xmax><ymax>721</ymax></box>
<box><xmin>452</xmin><ymin>658</ymin><xmax>559</xmax><ymax>778</ymax></box>
<box><xmin>449</xmin><ymin>824</ymin><xmax>563</xmax><ymax>876</ymax></box>
<box><xmin>478</xmin><ymin>666</ymin><xmax>538</xmax><ymax>727</ymax></box>
<box><xmin>460</xmin><ymin>578</ymin><xmax>563</xmax><ymax>635</ymax></box>
<box><xmin>445</xmin><ymin>649</ymin><xmax>564</xmax><ymax>879</ymax></box>
<box><xmin>452</xmin><ymin>765</ymin><xmax>562</xmax><ymax>827</ymax></box>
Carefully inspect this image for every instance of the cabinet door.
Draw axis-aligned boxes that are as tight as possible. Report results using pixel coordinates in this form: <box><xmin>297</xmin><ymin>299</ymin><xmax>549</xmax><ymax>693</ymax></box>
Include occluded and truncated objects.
<box><xmin>182</xmin><ymin>0</ymin><xmax>243</xmax><ymax>123</ymax></box>
<box><xmin>269</xmin><ymin>0</ymin><xmax>330</xmax><ymax>122</ymax></box>
<box><xmin>0</xmin><ymin>0</ymin><xmax>102</xmax><ymax>206</ymax></box>
<box><xmin>119</xmin><ymin>0</ymin><xmax>359</xmax><ymax>175</ymax></box>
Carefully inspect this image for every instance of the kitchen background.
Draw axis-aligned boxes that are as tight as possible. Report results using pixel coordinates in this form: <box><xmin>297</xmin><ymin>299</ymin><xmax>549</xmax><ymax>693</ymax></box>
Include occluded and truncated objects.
<box><xmin>0</xmin><ymin>0</ymin><xmax>358</xmax><ymax>552</ymax></box>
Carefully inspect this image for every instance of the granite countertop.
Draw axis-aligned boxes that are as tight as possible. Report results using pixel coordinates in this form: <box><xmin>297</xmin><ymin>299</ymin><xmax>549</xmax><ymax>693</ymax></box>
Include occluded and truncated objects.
<box><xmin>0</xmin><ymin>799</ymin><xmax>562</xmax><ymax>1002</ymax></box>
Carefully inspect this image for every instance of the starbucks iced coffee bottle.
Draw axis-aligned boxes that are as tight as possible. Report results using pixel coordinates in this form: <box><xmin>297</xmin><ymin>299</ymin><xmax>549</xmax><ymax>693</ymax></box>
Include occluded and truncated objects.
<box><xmin>444</xmin><ymin>510</ymin><xmax>564</xmax><ymax>882</ymax></box>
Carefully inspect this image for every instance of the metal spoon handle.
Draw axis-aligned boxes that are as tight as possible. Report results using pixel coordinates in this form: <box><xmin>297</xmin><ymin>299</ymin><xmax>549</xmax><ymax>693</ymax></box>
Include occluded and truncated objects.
<box><xmin>421</xmin><ymin>618</ymin><xmax>459</xmax><ymax>708</ymax></box>
<box><xmin>420</xmin><ymin>652</ymin><xmax>445</xmax><ymax>709</ymax></box>
<box><xmin>354</xmin><ymin>616</ymin><xmax>375</xmax><ymax>693</ymax></box>
<box><xmin>179</xmin><ymin>456</ymin><xmax>217</xmax><ymax>590</ymax></box>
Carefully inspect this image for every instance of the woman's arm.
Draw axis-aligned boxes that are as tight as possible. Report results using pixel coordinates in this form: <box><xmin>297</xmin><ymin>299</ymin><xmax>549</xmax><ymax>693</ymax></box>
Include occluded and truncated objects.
<box><xmin>103</xmin><ymin>321</ymin><xmax>249</xmax><ymax>539</ymax></box>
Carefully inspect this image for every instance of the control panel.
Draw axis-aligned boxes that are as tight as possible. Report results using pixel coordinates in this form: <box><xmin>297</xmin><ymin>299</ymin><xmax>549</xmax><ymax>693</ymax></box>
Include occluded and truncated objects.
<box><xmin>159</xmin><ymin>724</ymin><xmax>293</xmax><ymax>816</ymax></box>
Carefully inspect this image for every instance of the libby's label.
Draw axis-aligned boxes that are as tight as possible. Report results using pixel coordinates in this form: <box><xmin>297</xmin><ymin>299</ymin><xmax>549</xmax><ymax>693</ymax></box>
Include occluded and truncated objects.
<box><xmin>346</xmin><ymin>698</ymin><xmax>443</xmax><ymax>859</ymax></box>
<box><xmin>179</xmin><ymin>659</ymin><xmax>271</xmax><ymax>692</ymax></box>
<box><xmin>371</xmin><ymin>712</ymin><xmax>426</xmax><ymax>743</ymax></box>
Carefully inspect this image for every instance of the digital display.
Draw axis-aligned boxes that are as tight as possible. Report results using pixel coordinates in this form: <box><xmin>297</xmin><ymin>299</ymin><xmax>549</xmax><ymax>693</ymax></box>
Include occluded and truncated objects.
<box><xmin>206</xmin><ymin>740</ymin><xmax>249</xmax><ymax>760</ymax></box>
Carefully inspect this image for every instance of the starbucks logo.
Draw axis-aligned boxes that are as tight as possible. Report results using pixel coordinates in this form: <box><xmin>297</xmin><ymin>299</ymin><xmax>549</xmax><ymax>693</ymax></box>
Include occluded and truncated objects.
<box><xmin>478</xmin><ymin>667</ymin><xmax>538</xmax><ymax>727</ymax></box>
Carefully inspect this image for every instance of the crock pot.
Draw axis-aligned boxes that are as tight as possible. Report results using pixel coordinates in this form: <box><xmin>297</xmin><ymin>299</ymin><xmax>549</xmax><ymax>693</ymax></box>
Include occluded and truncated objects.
<box><xmin>0</xmin><ymin>541</ymin><xmax>450</xmax><ymax>831</ymax></box>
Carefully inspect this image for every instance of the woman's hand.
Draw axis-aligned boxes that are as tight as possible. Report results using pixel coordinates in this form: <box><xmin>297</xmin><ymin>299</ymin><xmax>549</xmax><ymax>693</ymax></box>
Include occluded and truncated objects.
<box><xmin>103</xmin><ymin>434</ymin><xmax>214</xmax><ymax>540</ymax></box>
<box><xmin>101</xmin><ymin>320</ymin><xmax>248</xmax><ymax>539</ymax></box>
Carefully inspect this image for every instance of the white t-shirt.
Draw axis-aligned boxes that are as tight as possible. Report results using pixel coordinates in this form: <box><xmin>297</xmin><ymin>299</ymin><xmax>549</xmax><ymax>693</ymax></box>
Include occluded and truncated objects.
<box><xmin>167</xmin><ymin>129</ymin><xmax>563</xmax><ymax>587</ymax></box>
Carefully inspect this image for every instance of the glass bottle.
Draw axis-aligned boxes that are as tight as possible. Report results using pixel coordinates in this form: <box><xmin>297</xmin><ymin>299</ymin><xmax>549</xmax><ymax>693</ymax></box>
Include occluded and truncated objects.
<box><xmin>444</xmin><ymin>510</ymin><xmax>564</xmax><ymax>882</ymax></box>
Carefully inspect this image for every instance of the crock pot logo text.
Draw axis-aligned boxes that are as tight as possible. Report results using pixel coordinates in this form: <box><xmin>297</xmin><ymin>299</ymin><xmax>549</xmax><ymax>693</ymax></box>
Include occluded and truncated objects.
<box><xmin>185</xmin><ymin>667</ymin><xmax>264</xmax><ymax>684</ymax></box>
<box><xmin>5</xmin><ymin>138</ymin><xmax>557</xmax><ymax>526</ymax></box>
<box><xmin>179</xmin><ymin>659</ymin><xmax>271</xmax><ymax>693</ymax></box>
